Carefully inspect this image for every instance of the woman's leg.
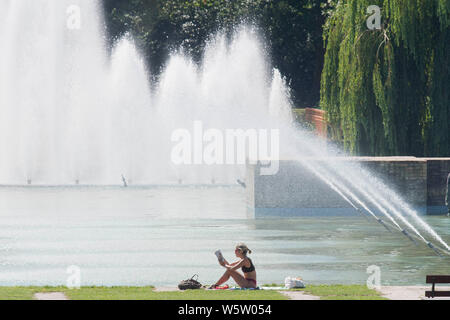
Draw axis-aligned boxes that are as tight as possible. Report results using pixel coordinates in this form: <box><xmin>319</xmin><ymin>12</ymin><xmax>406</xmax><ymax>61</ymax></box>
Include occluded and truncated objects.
<box><xmin>214</xmin><ymin>269</ymin><xmax>255</xmax><ymax>288</ymax></box>
<box><xmin>228</xmin><ymin>270</ymin><xmax>255</xmax><ymax>288</ymax></box>
<box><xmin>214</xmin><ymin>270</ymin><xmax>231</xmax><ymax>286</ymax></box>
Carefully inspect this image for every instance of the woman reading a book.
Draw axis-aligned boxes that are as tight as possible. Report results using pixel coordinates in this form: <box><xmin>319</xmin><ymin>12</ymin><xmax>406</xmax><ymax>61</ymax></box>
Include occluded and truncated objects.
<box><xmin>210</xmin><ymin>243</ymin><xmax>257</xmax><ymax>289</ymax></box>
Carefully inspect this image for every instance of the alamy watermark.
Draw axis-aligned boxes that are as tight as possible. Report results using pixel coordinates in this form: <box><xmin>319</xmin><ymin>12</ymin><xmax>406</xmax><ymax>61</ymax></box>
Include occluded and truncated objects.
<box><xmin>367</xmin><ymin>5</ymin><xmax>382</xmax><ymax>30</ymax></box>
<box><xmin>171</xmin><ymin>121</ymin><xmax>280</xmax><ymax>176</ymax></box>
<box><xmin>366</xmin><ymin>265</ymin><xmax>381</xmax><ymax>290</ymax></box>
<box><xmin>67</xmin><ymin>5</ymin><xmax>81</xmax><ymax>30</ymax></box>
<box><xmin>66</xmin><ymin>265</ymin><xmax>81</xmax><ymax>289</ymax></box>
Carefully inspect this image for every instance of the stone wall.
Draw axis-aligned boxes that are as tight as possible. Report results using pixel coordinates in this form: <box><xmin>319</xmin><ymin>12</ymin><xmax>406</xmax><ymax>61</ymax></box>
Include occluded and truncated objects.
<box><xmin>247</xmin><ymin>157</ymin><xmax>449</xmax><ymax>217</ymax></box>
<box><xmin>247</xmin><ymin>160</ymin><xmax>352</xmax><ymax>217</ymax></box>
<box><xmin>356</xmin><ymin>157</ymin><xmax>427</xmax><ymax>211</ymax></box>
<box><xmin>425</xmin><ymin>158</ymin><xmax>450</xmax><ymax>214</ymax></box>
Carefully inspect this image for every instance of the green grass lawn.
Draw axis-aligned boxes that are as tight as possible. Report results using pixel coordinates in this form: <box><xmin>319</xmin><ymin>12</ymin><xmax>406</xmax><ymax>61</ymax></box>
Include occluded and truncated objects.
<box><xmin>0</xmin><ymin>287</ymin><xmax>38</xmax><ymax>300</ymax></box>
<box><xmin>0</xmin><ymin>285</ymin><xmax>386</xmax><ymax>300</ymax></box>
<box><xmin>262</xmin><ymin>283</ymin><xmax>387</xmax><ymax>300</ymax></box>
<box><xmin>298</xmin><ymin>285</ymin><xmax>387</xmax><ymax>300</ymax></box>
<box><xmin>0</xmin><ymin>286</ymin><xmax>68</xmax><ymax>300</ymax></box>
<box><xmin>0</xmin><ymin>286</ymin><xmax>286</xmax><ymax>300</ymax></box>
<box><xmin>62</xmin><ymin>287</ymin><xmax>287</xmax><ymax>300</ymax></box>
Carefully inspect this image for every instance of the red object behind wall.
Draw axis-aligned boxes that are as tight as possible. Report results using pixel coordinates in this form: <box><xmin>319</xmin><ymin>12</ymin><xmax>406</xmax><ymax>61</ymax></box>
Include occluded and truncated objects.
<box><xmin>304</xmin><ymin>108</ymin><xmax>327</xmax><ymax>138</ymax></box>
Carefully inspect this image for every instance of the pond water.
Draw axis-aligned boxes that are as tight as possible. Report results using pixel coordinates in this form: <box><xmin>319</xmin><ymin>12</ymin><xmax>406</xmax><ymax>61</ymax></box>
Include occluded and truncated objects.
<box><xmin>0</xmin><ymin>186</ymin><xmax>448</xmax><ymax>287</ymax></box>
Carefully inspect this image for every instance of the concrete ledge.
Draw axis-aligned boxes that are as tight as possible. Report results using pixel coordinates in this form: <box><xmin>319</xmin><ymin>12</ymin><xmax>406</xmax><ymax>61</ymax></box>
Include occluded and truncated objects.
<box><xmin>247</xmin><ymin>157</ymin><xmax>450</xmax><ymax>216</ymax></box>
<box><xmin>251</xmin><ymin>206</ymin><xmax>428</xmax><ymax>218</ymax></box>
<box><xmin>253</xmin><ymin>207</ymin><xmax>356</xmax><ymax>217</ymax></box>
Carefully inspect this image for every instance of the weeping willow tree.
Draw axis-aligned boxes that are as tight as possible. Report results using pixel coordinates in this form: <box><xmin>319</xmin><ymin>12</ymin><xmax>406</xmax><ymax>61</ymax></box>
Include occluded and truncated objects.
<box><xmin>321</xmin><ymin>0</ymin><xmax>450</xmax><ymax>156</ymax></box>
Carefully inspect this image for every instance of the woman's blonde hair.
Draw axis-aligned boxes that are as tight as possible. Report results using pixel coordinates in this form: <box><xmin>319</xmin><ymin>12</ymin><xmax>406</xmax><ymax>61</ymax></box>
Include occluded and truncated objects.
<box><xmin>236</xmin><ymin>243</ymin><xmax>252</xmax><ymax>255</ymax></box>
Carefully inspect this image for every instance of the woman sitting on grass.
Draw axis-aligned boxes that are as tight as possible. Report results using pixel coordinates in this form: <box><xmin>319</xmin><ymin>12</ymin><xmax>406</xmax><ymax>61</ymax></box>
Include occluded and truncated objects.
<box><xmin>210</xmin><ymin>243</ymin><xmax>257</xmax><ymax>289</ymax></box>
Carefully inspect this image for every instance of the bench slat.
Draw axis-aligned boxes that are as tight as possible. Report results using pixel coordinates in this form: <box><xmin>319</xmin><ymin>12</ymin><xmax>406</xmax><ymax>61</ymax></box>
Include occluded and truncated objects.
<box><xmin>426</xmin><ymin>291</ymin><xmax>450</xmax><ymax>297</ymax></box>
<box><xmin>426</xmin><ymin>275</ymin><xmax>450</xmax><ymax>283</ymax></box>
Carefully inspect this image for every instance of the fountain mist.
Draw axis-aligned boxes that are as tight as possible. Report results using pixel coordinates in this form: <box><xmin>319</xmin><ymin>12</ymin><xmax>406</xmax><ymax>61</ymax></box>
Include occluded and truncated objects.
<box><xmin>0</xmin><ymin>1</ymin><xmax>291</xmax><ymax>185</ymax></box>
<box><xmin>0</xmin><ymin>0</ymin><xmax>448</xmax><ymax>253</ymax></box>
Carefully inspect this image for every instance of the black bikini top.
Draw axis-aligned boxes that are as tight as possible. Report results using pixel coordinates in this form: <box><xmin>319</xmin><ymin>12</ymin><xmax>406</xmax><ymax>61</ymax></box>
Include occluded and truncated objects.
<box><xmin>241</xmin><ymin>258</ymin><xmax>255</xmax><ymax>273</ymax></box>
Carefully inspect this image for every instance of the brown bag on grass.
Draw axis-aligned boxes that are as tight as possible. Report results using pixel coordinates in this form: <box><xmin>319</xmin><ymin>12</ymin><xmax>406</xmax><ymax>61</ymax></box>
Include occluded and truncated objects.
<box><xmin>178</xmin><ymin>274</ymin><xmax>202</xmax><ymax>290</ymax></box>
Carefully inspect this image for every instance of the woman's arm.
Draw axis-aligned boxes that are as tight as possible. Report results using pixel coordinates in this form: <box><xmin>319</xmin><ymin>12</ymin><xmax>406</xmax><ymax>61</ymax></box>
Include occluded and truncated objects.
<box><xmin>219</xmin><ymin>259</ymin><xmax>227</xmax><ymax>266</ymax></box>
<box><xmin>220</xmin><ymin>258</ymin><xmax>240</xmax><ymax>266</ymax></box>
<box><xmin>228</xmin><ymin>260</ymin><xmax>241</xmax><ymax>266</ymax></box>
<box><xmin>225</xmin><ymin>259</ymin><xmax>245</xmax><ymax>271</ymax></box>
<box><xmin>219</xmin><ymin>258</ymin><xmax>237</xmax><ymax>267</ymax></box>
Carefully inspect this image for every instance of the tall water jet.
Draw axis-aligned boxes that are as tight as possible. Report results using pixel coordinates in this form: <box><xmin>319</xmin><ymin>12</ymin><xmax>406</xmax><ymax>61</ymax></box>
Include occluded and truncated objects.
<box><xmin>108</xmin><ymin>37</ymin><xmax>153</xmax><ymax>184</ymax></box>
<box><xmin>269</xmin><ymin>69</ymin><xmax>293</xmax><ymax>125</ymax></box>
<box><xmin>0</xmin><ymin>0</ymin><xmax>108</xmax><ymax>185</ymax></box>
<box><xmin>0</xmin><ymin>0</ymin><xmax>448</xmax><ymax>255</ymax></box>
<box><xmin>0</xmin><ymin>2</ymin><xmax>293</xmax><ymax>186</ymax></box>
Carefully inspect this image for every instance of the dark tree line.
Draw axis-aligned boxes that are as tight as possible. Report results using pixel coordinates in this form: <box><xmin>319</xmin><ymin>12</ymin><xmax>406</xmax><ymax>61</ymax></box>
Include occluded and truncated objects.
<box><xmin>101</xmin><ymin>0</ymin><xmax>450</xmax><ymax>156</ymax></box>
<box><xmin>102</xmin><ymin>0</ymin><xmax>326</xmax><ymax>108</ymax></box>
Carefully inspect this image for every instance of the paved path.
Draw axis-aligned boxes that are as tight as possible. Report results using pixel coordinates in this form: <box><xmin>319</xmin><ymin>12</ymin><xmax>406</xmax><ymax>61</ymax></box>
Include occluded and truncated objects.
<box><xmin>34</xmin><ymin>292</ymin><xmax>69</xmax><ymax>300</ymax></box>
<box><xmin>278</xmin><ymin>291</ymin><xmax>320</xmax><ymax>300</ymax></box>
<box><xmin>378</xmin><ymin>286</ymin><xmax>450</xmax><ymax>300</ymax></box>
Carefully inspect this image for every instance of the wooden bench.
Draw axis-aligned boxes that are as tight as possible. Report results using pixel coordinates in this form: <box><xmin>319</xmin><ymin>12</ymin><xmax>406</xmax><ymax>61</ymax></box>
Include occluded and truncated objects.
<box><xmin>426</xmin><ymin>275</ymin><xmax>450</xmax><ymax>298</ymax></box>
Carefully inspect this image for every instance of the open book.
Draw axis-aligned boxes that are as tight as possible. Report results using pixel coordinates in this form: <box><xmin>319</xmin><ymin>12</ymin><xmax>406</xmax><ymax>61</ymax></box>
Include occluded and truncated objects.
<box><xmin>215</xmin><ymin>250</ymin><xmax>225</xmax><ymax>262</ymax></box>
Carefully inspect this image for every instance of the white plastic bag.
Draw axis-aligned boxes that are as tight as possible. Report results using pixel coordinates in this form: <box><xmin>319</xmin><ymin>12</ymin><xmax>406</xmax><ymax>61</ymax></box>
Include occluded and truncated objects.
<box><xmin>285</xmin><ymin>276</ymin><xmax>305</xmax><ymax>289</ymax></box>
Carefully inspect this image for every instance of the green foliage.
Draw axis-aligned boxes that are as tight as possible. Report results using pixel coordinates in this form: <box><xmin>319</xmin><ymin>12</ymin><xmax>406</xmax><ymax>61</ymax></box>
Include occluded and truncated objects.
<box><xmin>258</xmin><ymin>0</ymin><xmax>326</xmax><ymax>107</ymax></box>
<box><xmin>102</xmin><ymin>0</ymin><xmax>326</xmax><ymax>107</ymax></box>
<box><xmin>321</xmin><ymin>0</ymin><xmax>450</xmax><ymax>156</ymax></box>
<box><xmin>102</xmin><ymin>0</ymin><xmax>449</xmax><ymax>156</ymax></box>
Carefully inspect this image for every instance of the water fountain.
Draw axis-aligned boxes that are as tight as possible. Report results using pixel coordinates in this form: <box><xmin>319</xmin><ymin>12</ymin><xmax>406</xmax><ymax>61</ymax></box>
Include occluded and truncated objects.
<box><xmin>0</xmin><ymin>0</ymin><xmax>448</xmax><ymax>260</ymax></box>
<box><xmin>0</xmin><ymin>0</ymin><xmax>292</xmax><ymax>186</ymax></box>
